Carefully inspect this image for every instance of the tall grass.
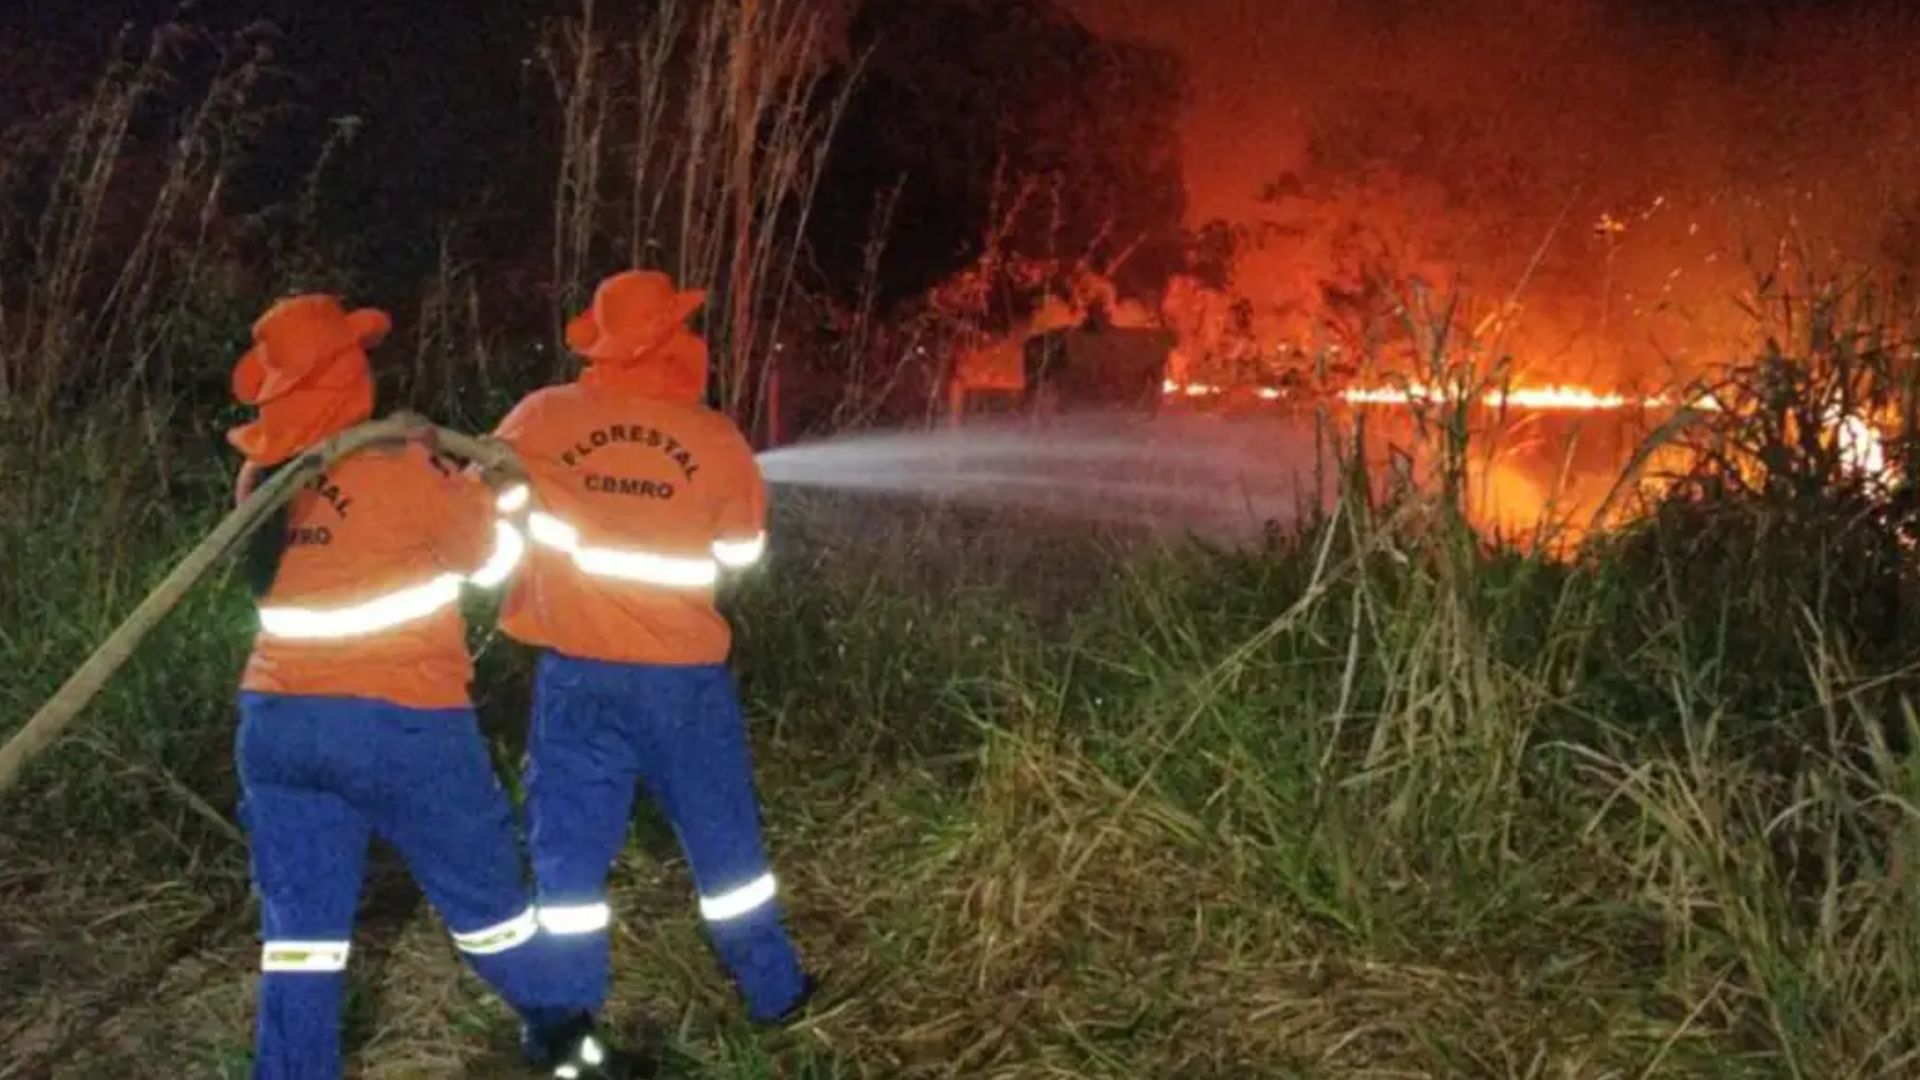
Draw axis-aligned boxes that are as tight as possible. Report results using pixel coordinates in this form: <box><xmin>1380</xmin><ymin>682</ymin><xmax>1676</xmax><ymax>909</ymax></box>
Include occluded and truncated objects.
<box><xmin>0</xmin><ymin>22</ymin><xmax>278</xmax><ymax>434</ymax></box>
<box><xmin>546</xmin><ymin>0</ymin><xmax>859</xmax><ymax>438</ymax></box>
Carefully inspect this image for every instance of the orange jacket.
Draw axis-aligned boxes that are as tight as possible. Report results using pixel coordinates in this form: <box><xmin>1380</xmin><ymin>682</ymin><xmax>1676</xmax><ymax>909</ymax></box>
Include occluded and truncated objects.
<box><xmin>241</xmin><ymin>442</ymin><xmax>501</xmax><ymax>709</ymax></box>
<box><xmin>492</xmin><ymin>377</ymin><xmax>765</xmax><ymax>666</ymax></box>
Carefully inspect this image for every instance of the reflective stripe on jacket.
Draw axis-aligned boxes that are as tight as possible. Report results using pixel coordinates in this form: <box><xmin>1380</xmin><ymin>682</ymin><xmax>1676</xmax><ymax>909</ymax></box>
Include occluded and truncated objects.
<box><xmin>242</xmin><ymin>442</ymin><xmax>504</xmax><ymax>709</ymax></box>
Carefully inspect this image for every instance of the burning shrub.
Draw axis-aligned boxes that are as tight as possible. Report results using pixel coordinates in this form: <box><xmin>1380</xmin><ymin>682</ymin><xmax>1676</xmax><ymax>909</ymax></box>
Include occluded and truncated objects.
<box><xmin>1591</xmin><ymin>282</ymin><xmax>1920</xmax><ymax>742</ymax></box>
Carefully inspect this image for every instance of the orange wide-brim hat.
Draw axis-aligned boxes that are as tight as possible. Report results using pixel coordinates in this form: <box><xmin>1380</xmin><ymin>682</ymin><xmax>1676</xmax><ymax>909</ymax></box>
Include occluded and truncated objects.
<box><xmin>565</xmin><ymin>270</ymin><xmax>706</xmax><ymax>364</ymax></box>
<box><xmin>233</xmin><ymin>295</ymin><xmax>391</xmax><ymax>406</ymax></box>
<box><xmin>228</xmin><ymin>295</ymin><xmax>390</xmax><ymax>466</ymax></box>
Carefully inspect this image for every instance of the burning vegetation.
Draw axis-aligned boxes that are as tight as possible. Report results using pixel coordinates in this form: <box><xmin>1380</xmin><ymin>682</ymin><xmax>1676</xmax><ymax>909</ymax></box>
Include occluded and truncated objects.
<box><xmin>924</xmin><ymin>0</ymin><xmax>1920</xmax><ymax>432</ymax></box>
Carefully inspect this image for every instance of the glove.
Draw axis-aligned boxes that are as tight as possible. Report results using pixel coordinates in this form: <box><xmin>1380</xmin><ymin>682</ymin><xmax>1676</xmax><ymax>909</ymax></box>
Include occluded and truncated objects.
<box><xmin>235</xmin><ymin>461</ymin><xmax>264</xmax><ymax>508</ymax></box>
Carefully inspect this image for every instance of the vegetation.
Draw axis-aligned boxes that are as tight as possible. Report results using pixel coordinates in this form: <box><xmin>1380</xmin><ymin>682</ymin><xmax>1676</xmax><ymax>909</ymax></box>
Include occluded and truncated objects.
<box><xmin>7</xmin><ymin>287</ymin><xmax>1920</xmax><ymax>1077</ymax></box>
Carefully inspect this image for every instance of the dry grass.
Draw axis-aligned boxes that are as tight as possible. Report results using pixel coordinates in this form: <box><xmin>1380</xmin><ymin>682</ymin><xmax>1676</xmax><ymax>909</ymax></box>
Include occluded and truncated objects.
<box><xmin>546</xmin><ymin>0</ymin><xmax>859</xmax><ymax>436</ymax></box>
<box><xmin>0</xmin><ymin>704</ymin><xmax>1783</xmax><ymax>1078</ymax></box>
<box><xmin>0</xmin><ymin>21</ymin><xmax>277</xmax><ymax>430</ymax></box>
<box><xmin>0</xmin><ymin>730</ymin><xmax>1720</xmax><ymax>1079</ymax></box>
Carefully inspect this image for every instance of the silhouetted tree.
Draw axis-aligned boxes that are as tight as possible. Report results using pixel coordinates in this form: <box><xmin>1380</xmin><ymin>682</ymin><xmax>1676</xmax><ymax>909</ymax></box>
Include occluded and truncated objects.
<box><xmin>812</xmin><ymin>0</ymin><xmax>1188</xmax><ymax>310</ymax></box>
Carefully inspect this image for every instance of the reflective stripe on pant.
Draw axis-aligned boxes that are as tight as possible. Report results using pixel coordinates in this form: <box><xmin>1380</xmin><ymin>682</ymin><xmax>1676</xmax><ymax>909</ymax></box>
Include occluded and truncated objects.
<box><xmin>526</xmin><ymin>654</ymin><xmax>806</xmax><ymax>1021</ymax></box>
<box><xmin>244</xmin><ymin>776</ymin><xmax>362</xmax><ymax>1080</ymax></box>
<box><xmin>239</xmin><ymin>693</ymin><xmax>572</xmax><ymax>1079</ymax></box>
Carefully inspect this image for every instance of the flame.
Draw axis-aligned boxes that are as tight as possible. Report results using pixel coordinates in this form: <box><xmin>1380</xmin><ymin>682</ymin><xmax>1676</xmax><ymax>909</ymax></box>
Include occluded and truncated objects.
<box><xmin>1830</xmin><ymin>409</ymin><xmax>1889</xmax><ymax>480</ymax></box>
<box><xmin>1183</xmin><ymin>382</ymin><xmax>1222</xmax><ymax>397</ymax></box>
<box><xmin>1492</xmin><ymin>386</ymin><xmax>1636</xmax><ymax>410</ymax></box>
<box><xmin>1161</xmin><ymin>378</ymin><xmax>1890</xmax><ymax>483</ymax></box>
<box><xmin>1339</xmin><ymin>385</ymin><xmax>1435</xmax><ymax>406</ymax></box>
<box><xmin>1169</xmin><ymin>378</ymin><xmax>1674</xmax><ymax>411</ymax></box>
<box><xmin>1337</xmin><ymin>382</ymin><xmax>1640</xmax><ymax>411</ymax></box>
<box><xmin>1163</xmin><ymin>381</ymin><xmax>1287</xmax><ymax>401</ymax></box>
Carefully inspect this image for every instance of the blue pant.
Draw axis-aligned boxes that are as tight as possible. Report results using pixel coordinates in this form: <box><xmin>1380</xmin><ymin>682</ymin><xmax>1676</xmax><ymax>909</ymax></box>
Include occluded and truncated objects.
<box><xmin>526</xmin><ymin>653</ymin><xmax>806</xmax><ymax>1022</ymax></box>
<box><xmin>237</xmin><ymin>693</ymin><xmax>572</xmax><ymax>1080</ymax></box>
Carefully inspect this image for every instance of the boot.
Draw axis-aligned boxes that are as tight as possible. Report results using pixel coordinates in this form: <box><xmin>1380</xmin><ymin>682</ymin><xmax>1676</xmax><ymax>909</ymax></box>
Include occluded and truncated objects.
<box><xmin>547</xmin><ymin>1023</ymin><xmax>656</xmax><ymax>1079</ymax></box>
<box><xmin>754</xmin><ymin>972</ymin><xmax>820</xmax><ymax>1028</ymax></box>
<box><xmin>523</xmin><ymin>1013</ymin><xmax>655</xmax><ymax>1078</ymax></box>
<box><xmin>520</xmin><ymin>1012</ymin><xmax>591</xmax><ymax>1070</ymax></box>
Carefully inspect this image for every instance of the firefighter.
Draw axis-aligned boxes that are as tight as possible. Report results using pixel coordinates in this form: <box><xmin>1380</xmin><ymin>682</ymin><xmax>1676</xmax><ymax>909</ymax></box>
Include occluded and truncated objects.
<box><xmin>491</xmin><ymin>270</ymin><xmax>813</xmax><ymax>1028</ymax></box>
<box><xmin>227</xmin><ymin>295</ymin><xmax>642</xmax><ymax>1079</ymax></box>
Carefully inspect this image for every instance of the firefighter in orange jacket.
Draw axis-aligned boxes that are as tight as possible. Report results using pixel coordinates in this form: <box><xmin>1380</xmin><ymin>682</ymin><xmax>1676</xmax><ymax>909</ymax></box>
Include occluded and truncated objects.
<box><xmin>228</xmin><ymin>296</ymin><xmax>638</xmax><ymax>1078</ymax></box>
<box><xmin>492</xmin><ymin>270</ymin><xmax>812</xmax><ymax>1025</ymax></box>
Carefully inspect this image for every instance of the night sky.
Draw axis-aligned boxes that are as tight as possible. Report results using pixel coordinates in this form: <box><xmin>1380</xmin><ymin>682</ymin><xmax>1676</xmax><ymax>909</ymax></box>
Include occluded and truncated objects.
<box><xmin>8</xmin><ymin>0</ymin><xmax>1908</xmax><ymax>233</ymax></box>
<box><xmin>16</xmin><ymin>0</ymin><xmax>1905</xmax><ymax>236</ymax></box>
<box><xmin>7</xmin><ymin>0</ymin><xmax>1912</xmax><ymax>217</ymax></box>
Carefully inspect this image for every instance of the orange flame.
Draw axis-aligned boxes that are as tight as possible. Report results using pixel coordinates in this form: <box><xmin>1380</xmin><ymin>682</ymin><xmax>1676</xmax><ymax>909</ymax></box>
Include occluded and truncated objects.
<box><xmin>1161</xmin><ymin>379</ymin><xmax>1890</xmax><ymax>481</ymax></box>
<box><xmin>1339</xmin><ymin>383</ymin><xmax>1638</xmax><ymax>410</ymax></box>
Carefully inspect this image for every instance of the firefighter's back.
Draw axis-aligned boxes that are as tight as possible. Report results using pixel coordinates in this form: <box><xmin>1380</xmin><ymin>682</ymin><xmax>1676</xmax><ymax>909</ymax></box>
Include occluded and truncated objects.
<box><xmin>497</xmin><ymin>382</ymin><xmax>766</xmax><ymax>666</ymax></box>
<box><xmin>244</xmin><ymin>442</ymin><xmax>490</xmax><ymax>710</ymax></box>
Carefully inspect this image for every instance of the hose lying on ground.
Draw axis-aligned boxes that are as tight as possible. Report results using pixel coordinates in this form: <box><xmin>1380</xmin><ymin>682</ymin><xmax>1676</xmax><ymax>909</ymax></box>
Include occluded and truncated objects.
<box><xmin>0</xmin><ymin>414</ymin><xmax>521</xmax><ymax>801</ymax></box>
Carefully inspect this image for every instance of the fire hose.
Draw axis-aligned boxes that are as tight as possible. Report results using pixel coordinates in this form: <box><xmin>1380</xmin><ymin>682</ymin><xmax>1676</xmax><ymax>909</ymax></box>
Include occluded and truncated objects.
<box><xmin>0</xmin><ymin>414</ymin><xmax>523</xmax><ymax>801</ymax></box>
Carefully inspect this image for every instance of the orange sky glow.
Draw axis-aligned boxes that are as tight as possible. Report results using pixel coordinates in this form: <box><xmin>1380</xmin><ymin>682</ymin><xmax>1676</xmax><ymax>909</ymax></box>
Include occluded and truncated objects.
<box><xmin>1062</xmin><ymin>0</ymin><xmax>1920</xmax><ymax>386</ymax></box>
